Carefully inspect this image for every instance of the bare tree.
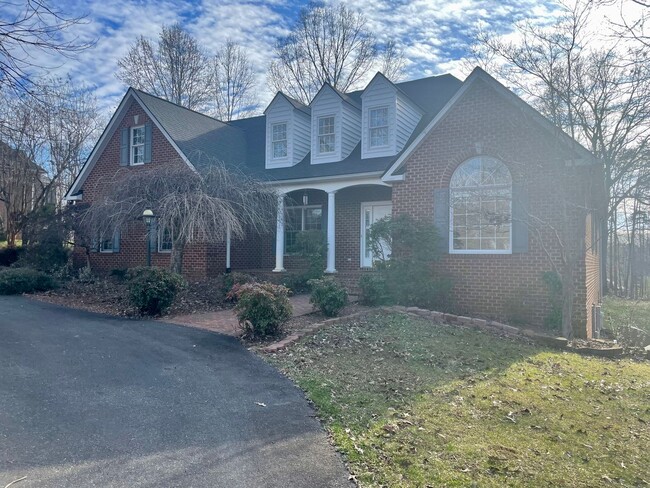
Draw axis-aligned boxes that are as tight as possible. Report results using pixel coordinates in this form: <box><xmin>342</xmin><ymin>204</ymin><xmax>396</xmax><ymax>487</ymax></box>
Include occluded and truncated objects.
<box><xmin>117</xmin><ymin>23</ymin><xmax>212</xmax><ymax>111</ymax></box>
<box><xmin>212</xmin><ymin>41</ymin><xmax>257</xmax><ymax>121</ymax></box>
<box><xmin>81</xmin><ymin>161</ymin><xmax>278</xmax><ymax>274</ymax></box>
<box><xmin>267</xmin><ymin>3</ymin><xmax>406</xmax><ymax>104</ymax></box>
<box><xmin>0</xmin><ymin>77</ymin><xmax>102</xmax><ymax>246</ymax></box>
<box><xmin>471</xmin><ymin>0</ymin><xmax>650</xmax><ymax>296</ymax></box>
<box><xmin>0</xmin><ymin>0</ymin><xmax>93</xmax><ymax>96</ymax></box>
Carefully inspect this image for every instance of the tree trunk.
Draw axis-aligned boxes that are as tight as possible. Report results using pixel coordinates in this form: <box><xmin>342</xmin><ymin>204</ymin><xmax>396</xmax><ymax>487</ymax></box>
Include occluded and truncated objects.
<box><xmin>169</xmin><ymin>239</ymin><xmax>185</xmax><ymax>275</ymax></box>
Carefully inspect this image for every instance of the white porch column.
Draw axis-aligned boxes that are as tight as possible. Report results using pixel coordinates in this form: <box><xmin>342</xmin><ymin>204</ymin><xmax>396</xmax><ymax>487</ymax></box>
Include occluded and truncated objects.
<box><xmin>326</xmin><ymin>190</ymin><xmax>337</xmax><ymax>273</ymax></box>
<box><xmin>225</xmin><ymin>222</ymin><xmax>231</xmax><ymax>272</ymax></box>
<box><xmin>273</xmin><ymin>193</ymin><xmax>286</xmax><ymax>272</ymax></box>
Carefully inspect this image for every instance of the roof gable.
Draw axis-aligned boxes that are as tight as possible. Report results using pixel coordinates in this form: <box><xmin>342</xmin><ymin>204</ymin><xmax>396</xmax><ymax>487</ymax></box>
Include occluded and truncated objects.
<box><xmin>361</xmin><ymin>72</ymin><xmax>397</xmax><ymax>98</ymax></box>
<box><xmin>311</xmin><ymin>82</ymin><xmax>361</xmax><ymax>109</ymax></box>
<box><xmin>382</xmin><ymin>67</ymin><xmax>596</xmax><ymax>181</ymax></box>
<box><xmin>264</xmin><ymin>92</ymin><xmax>310</xmax><ymax>115</ymax></box>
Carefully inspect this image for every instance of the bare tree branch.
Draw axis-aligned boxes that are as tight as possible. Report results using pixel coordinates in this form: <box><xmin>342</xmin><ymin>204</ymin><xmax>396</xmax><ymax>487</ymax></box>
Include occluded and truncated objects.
<box><xmin>267</xmin><ymin>3</ymin><xmax>405</xmax><ymax>104</ymax></box>
<box><xmin>0</xmin><ymin>0</ymin><xmax>94</xmax><ymax>96</ymax></box>
<box><xmin>80</xmin><ymin>161</ymin><xmax>278</xmax><ymax>273</ymax></box>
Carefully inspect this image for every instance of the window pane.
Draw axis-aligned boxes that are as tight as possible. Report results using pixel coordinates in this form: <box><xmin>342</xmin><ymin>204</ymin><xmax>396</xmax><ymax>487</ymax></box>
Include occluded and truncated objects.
<box><xmin>304</xmin><ymin>208</ymin><xmax>322</xmax><ymax>230</ymax></box>
<box><xmin>272</xmin><ymin>123</ymin><xmax>286</xmax><ymax>142</ymax></box>
<box><xmin>370</xmin><ymin>127</ymin><xmax>388</xmax><ymax>147</ymax></box>
<box><xmin>318</xmin><ymin>116</ymin><xmax>335</xmax><ymax>153</ymax></box>
<box><xmin>273</xmin><ymin>140</ymin><xmax>287</xmax><ymax>158</ymax></box>
<box><xmin>370</xmin><ymin>107</ymin><xmax>388</xmax><ymax>128</ymax></box>
<box><xmin>132</xmin><ymin>127</ymin><xmax>145</xmax><ymax>145</ymax></box>
<box><xmin>132</xmin><ymin>145</ymin><xmax>145</xmax><ymax>164</ymax></box>
<box><xmin>319</xmin><ymin>134</ymin><xmax>335</xmax><ymax>153</ymax></box>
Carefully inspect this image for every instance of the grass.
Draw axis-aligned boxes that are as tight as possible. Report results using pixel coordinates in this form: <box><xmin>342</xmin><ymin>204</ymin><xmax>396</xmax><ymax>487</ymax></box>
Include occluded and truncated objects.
<box><xmin>266</xmin><ymin>313</ymin><xmax>650</xmax><ymax>487</ymax></box>
<box><xmin>604</xmin><ymin>296</ymin><xmax>650</xmax><ymax>336</ymax></box>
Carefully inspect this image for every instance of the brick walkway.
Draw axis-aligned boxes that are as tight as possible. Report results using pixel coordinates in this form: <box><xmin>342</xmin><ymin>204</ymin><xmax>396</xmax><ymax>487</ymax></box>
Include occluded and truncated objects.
<box><xmin>159</xmin><ymin>294</ymin><xmax>313</xmax><ymax>337</ymax></box>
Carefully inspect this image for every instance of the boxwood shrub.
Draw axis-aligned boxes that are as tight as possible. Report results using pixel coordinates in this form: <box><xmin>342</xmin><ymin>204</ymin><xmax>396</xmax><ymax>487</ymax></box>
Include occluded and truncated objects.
<box><xmin>0</xmin><ymin>268</ymin><xmax>57</xmax><ymax>295</ymax></box>
<box><xmin>126</xmin><ymin>267</ymin><xmax>185</xmax><ymax>316</ymax></box>
<box><xmin>233</xmin><ymin>282</ymin><xmax>292</xmax><ymax>338</ymax></box>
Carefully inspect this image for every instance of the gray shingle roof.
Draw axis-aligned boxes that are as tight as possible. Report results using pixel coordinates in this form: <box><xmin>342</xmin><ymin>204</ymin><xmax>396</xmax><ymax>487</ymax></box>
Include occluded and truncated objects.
<box><xmin>135</xmin><ymin>73</ymin><xmax>465</xmax><ymax>182</ymax></box>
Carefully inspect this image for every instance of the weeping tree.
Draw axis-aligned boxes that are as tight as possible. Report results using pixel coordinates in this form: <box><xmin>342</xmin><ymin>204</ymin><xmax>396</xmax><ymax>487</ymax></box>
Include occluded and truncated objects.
<box><xmin>80</xmin><ymin>161</ymin><xmax>278</xmax><ymax>274</ymax></box>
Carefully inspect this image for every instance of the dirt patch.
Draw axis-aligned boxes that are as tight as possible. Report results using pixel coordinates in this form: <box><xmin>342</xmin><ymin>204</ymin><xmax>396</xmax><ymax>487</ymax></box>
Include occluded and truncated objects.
<box><xmin>31</xmin><ymin>277</ymin><xmax>230</xmax><ymax>318</ymax></box>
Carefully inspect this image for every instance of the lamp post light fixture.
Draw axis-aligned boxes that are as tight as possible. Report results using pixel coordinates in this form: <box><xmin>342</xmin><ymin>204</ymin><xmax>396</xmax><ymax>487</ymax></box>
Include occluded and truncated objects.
<box><xmin>142</xmin><ymin>208</ymin><xmax>155</xmax><ymax>266</ymax></box>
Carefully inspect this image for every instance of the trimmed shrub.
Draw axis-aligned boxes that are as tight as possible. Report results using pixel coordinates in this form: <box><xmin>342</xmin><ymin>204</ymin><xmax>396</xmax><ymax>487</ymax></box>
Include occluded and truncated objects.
<box><xmin>17</xmin><ymin>241</ymin><xmax>70</xmax><ymax>274</ymax></box>
<box><xmin>126</xmin><ymin>267</ymin><xmax>185</xmax><ymax>315</ymax></box>
<box><xmin>0</xmin><ymin>268</ymin><xmax>57</xmax><ymax>295</ymax></box>
<box><xmin>309</xmin><ymin>278</ymin><xmax>348</xmax><ymax>317</ymax></box>
<box><xmin>109</xmin><ymin>268</ymin><xmax>128</xmax><ymax>280</ymax></box>
<box><xmin>233</xmin><ymin>282</ymin><xmax>292</xmax><ymax>338</ymax></box>
<box><xmin>281</xmin><ymin>272</ymin><xmax>310</xmax><ymax>294</ymax></box>
<box><xmin>222</xmin><ymin>271</ymin><xmax>256</xmax><ymax>295</ymax></box>
<box><xmin>366</xmin><ymin>214</ymin><xmax>452</xmax><ymax>310</ymax></box>
<box><xmin>0</xmin><ymin>247</ymin><xmax>24</xmax><ymax>267</ymax></box>
<box><xmin>358</xmin><ymin>273</ymin><xmax>390</xmax><ymax>306</ymax></box>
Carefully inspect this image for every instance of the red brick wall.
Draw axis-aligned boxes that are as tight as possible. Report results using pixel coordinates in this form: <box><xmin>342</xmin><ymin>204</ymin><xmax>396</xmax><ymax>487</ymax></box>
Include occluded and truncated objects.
<box><xmin>392</xmin><ymin>78</ymin><xmax>601</xmax><ymax>337</ymax></box>
<box><xmin>77</xmin><ymin>99</ymin><xmax>218</xmax><ymax>279</ymax></box>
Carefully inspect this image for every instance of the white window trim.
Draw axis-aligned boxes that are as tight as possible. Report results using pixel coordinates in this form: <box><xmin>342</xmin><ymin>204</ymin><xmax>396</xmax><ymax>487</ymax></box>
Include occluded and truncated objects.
<box><xmin>271</xmin><ymin>121</ymin><xmax>288</xmax><ymax>160</ymax></box>
<box><xmin>99</xmin><ymin>233</ymin><xmax>115</xmax><ymax>253</ymax></box>
<box><xmin>368</xmin><ymin>106</ymin><xmax>390</xmax><ymax>149</ymax></box>
<box><xmin>317</xmin><ymin>115</ymin><xmax>336</xmax><ymax>155</ymax></box>
<box><xmin>158</xmin><ymin>227</ymin><xmax>173</xmax><ymax>253</ymax></box>
<box><xmin>130</xmin><ymin>125</ymin><xmax>145</xmax><ymax>166</ymax></box>
<box><xmin>284</xmin><ymin>204</ymin><xmax>323</xmax><ymax>255</ymax></box>
<box><xmin>448</xmin><ymin>160</ymin><xmax>513</xmax><ymax>255</ymax></box>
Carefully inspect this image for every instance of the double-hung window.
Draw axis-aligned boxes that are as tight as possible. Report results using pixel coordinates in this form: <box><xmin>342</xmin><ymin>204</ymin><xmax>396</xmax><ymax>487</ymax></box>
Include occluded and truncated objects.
<box><xmin>131</xmin><ymin>126</ymin><xmax>145</xmax><ymax>165</ymax></box>
<box><xmin>450</xmin><ymin>157</ymin><xmax>512</xmax><ymax>253</ymax></box>
<box><xmin>285</xmin><ymin>206</ymin><xmax>323</xmax><ymax>254</ymax></box>
<box><xmin>272</xmin><ymin>122</ymin><xmax>288</xmax><ymax>159</ymax></box>
<box><xmin>99</xmin><ymin>235</ymin><xmax>114</xmax><ymax>252</ymax></box>
<box><xmin>318</xmin><ymin>116</ymin><xmax>335</xmax><ymax>154</ymax></box>
<box><xmin>158</xmin><ymin>226</ymin><xmax>173</xmax><ymax>253</ymax></box>
<box><xmin>369</xmin><ymin>107</ymin><xmax>389</xmax><ymax>147</ymax></box>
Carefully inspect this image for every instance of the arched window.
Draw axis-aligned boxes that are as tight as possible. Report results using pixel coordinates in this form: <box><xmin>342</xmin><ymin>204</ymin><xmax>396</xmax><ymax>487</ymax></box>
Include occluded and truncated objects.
<box><xmin>450</xmin><ymin>156</ymin><xmax>512</xmax><ymax>253</ymax></box>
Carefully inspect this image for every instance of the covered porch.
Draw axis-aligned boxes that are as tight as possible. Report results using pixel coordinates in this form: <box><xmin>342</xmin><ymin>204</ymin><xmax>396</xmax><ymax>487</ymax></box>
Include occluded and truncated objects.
<box><xmin>270</xmin><ymin>176</ymin><xmax>392</xmax><ymax>275</ymax></box>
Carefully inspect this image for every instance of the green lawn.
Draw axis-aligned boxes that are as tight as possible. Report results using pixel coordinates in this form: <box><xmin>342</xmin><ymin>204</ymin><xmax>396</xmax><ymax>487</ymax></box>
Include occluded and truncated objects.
<box><xmin>604</xmin><ymin>296</ymin><xmax>650</xmax><ymax>336</ymax></box>
<box><xmin>266</xmin><ymin>313</ymin><xmax>650</xmax><ymax>487</ymax></box>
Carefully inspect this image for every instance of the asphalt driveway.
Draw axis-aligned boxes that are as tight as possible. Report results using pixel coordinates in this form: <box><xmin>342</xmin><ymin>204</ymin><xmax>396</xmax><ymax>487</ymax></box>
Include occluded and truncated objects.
<box><xmin>0</xmin><ymin>296</ymin><xmax>351</xmax><ymax>487</ymax></box>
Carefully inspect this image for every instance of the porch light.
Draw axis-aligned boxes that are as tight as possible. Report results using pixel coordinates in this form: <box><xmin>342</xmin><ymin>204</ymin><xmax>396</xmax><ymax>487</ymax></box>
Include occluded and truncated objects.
<box><xmin>142</xmin><ymin>208</ymin><xmax>155</xmax><ymax>225</ymax></box>
<box><xmin>302</xmin><ymin>192</ymin><xmax>308</xmax><ymax>206</ymax></box>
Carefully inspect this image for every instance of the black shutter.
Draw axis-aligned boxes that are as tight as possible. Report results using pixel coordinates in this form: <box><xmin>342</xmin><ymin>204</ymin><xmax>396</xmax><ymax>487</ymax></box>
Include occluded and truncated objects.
<box><xmin>120</xmin><ymin>127</ymin><xmax>129</xmax><ymax>166</ymax></box>
<box><xmin>144</xmin><ymin>122</ymin><xmax>152</xmax><ymax>164</ymax></box>
<box><xmin>433</xmin><ymin>188</ymin><xmax>450</xmax><ymax>253</ymax></box>
<box><xmin>512</xmin><ymin>183</ymin><xmax>529</xmax><ymax>253</ymax></box>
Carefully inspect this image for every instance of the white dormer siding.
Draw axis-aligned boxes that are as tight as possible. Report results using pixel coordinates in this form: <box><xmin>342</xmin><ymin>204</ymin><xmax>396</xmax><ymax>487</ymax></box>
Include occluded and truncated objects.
<box><xmin>310</xmin><ymin>85</ymin><xmax>361</xmax><ymax>164</ymax></box>
<box><xmin>361</xmin><ymin>74</ymin><xmax>422</xmax><ymax>159</ymax></box>
<box><xmin>265</xmin><ymin>94</ymin><xmax>310</xmax><ymax>169</ymax></box>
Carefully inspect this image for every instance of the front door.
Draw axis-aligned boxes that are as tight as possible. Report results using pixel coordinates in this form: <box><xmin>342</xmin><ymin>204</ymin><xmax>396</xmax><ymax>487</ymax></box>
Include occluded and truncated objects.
<box><xmin>361</xmin><ymin>201</ymin><xmax>392</xmax><ymax>268</ymax></box>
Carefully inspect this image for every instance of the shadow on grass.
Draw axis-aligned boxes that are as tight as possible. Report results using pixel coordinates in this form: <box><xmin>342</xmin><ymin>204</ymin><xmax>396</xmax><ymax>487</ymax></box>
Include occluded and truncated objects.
<box><xmin>268</xmin><ymin>312</ymin><xmax>650</xmax><ymax>487</ymax></box>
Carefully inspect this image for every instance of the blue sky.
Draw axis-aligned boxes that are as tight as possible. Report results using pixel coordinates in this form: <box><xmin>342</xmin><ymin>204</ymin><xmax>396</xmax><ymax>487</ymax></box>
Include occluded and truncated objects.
<box><xmin>3</xmin><ymin>0</ymin><xmax>624</xmax><ymax>115</ymax></box>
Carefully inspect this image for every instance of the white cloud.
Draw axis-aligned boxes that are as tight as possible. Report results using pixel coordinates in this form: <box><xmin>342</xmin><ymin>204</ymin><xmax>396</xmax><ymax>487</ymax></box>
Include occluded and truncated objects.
<box><xmin>12</xmin><ymin>0</ymin><xmax>639</xmax><ymax>117</ymax></box>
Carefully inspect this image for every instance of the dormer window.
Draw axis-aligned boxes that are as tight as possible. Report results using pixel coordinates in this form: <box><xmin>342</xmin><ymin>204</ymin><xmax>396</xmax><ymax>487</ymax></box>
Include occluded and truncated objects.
<box><xmin>318</xmin><ymin>116</ymin><xmax>335</xmax><ymax>154</ymax></box>
<box><xmin>369</xmin><ymin>107</ymin><xmax>389</xmax><ymax>147</ymax></box>
<box><xmin>131</xmin><ymin>126</ymin><xmax>145</xmax><ymax>165</ymax></box>
<box><xmin>272</xmin><ymin>122</ymin><xmax>288</xmax><ymax>159</ymax></box>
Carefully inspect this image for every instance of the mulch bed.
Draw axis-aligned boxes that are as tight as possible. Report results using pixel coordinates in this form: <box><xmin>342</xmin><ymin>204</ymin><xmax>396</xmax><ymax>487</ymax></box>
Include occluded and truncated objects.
<box><xmin>31</xmin><ymin>277</ymin><xmax>229</xmax><ymax>318</ymax></box>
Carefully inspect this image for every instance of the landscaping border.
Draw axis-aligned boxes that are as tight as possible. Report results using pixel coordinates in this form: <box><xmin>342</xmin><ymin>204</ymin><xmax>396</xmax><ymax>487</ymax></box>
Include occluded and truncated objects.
<box><xmin>261</xmin><ymin>305</ymin><xmax>638</xmax><ymax>359</ymax></box>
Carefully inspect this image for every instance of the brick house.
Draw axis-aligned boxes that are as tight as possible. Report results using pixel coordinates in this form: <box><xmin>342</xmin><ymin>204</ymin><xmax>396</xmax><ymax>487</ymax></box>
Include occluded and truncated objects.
<box><xmin>65</xmin><ymin>67</ymin><xmax>604</xmax><ymax>337</ymax></box>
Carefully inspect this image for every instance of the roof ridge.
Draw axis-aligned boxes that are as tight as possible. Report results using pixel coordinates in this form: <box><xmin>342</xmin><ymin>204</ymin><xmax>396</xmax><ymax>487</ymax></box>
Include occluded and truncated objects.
<box><xmin>131</xmin><ymin>88</ymin><xmax>229</xmax><ymax>125</ymax></box>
